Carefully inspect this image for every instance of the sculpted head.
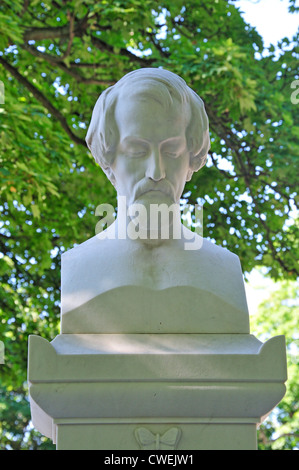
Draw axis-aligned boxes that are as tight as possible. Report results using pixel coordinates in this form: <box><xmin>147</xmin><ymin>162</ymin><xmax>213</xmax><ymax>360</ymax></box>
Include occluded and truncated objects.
<box><xmin>86</xmin><ymin>68</ymin><xmax>210</xmax><ymax>207</ymax></box>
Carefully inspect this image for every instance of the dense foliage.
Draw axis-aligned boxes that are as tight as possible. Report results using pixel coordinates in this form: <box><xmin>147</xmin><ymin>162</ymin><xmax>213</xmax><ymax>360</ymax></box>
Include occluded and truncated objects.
<box><xmin>0</xmin><ymin>0</ymin><xmax>298</xmax><ymax>450</ymax></box>
<box><xmin>251</xmin><ymin>278</ymin><xmax>299</xmax><ymax>450</ymax></box>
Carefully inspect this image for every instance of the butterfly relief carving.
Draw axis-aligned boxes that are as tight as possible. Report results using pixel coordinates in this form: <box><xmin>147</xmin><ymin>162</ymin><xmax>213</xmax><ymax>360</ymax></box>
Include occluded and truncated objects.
<box><xmin>135</xmin><ymin>427</ymin><xmax>181</xmax><ymax>450</ymax></box>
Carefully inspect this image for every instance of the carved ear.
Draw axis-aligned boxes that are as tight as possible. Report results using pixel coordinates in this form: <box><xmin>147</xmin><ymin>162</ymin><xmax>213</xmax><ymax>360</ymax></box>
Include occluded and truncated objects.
<box><xmin>186</xmin><ymin>169</ymin><xmax>193</xmax><ymax>182</ymax></box>
<box><xmin>104</xmin><ymin>167</ymin><xmax>116</xmax><ymax>187</ymax></box>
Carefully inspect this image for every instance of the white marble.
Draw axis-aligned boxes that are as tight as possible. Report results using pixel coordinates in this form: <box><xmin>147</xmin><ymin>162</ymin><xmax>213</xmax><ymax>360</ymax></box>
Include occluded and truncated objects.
<box><xmin>28</xmin><ymin>333</ymin><xmax>287</xmax><ymax>450</ymax></box>
<box><xmin>0</xmin><ymin>341</ymin><xmax>4</xmax><ymax>364</ymax></box>
<box><xmin>62</xmin><ymin>68</ymin><xmax>249</xmax><ymax>334</ymax></box>
<box><xmin>28</xmin><ymin>68</ymin><xmax>287</xmax><ymax>450</ymax></box>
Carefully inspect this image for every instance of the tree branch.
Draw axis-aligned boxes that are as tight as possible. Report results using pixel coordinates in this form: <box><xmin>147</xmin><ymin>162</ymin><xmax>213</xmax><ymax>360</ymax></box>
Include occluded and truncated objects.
<box><xmin>60</xmin><ymin>10</ymin><xmax>75</xmax><ymax>60</ymax></box>
<box><xmin>205</xmin><ymin>103</ymin><xmax>298</xmax><ymax>276</ymax></box>
<box><xmin>90</xmin><ymin>35</ymin><xmax>156</xmax><ymax>66</ymax></box>
<box><xmin>23</xmin><ymin>43</ymin><xmax>114</xmax><ymax>86</ymax></box>
<box><xmin>23</xmin><ymin>15</ymin><xmax>89</xmax><ymax>42</ymax></box>
<box><xmin>0</xmin><ymin>56</ymin><xmax>86</xmax><ymax>147</ymax></box>
<box><xmin>146</xmin><ymin>31</ymin><xmax>170</xmax><ymax>58</ymax></box>
<box><xmin>170</xmin><ymin>18</ymin><xmax>195</xmax><ymax>40</ymax></box>
<box><xmin>23</xmin><ymin>13</ymin><xmax>156</xmax><ymax>68</ymax></box>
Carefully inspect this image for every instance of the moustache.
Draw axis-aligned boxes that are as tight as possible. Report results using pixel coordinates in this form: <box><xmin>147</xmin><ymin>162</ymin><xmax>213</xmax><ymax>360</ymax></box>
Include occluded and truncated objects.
<box><xmin>134</xmin><ymin>180</ymin><xmax>174</xmax><ymax>200</ymax></box>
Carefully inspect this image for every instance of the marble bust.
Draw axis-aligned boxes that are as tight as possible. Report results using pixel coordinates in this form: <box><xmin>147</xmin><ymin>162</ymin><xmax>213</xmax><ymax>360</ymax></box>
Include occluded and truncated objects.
<box><xmin>61</xmin><ymin>68</ymin><xmax>249</xmax><ymax>334</ymax></box>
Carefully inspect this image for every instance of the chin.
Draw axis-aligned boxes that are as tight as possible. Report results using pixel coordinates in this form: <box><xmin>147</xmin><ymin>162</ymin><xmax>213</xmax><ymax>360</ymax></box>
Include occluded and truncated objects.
<box><xmin>135</xmin><ymin>191</ymin><xmax>176</xmax><ymax>207</ymax></box>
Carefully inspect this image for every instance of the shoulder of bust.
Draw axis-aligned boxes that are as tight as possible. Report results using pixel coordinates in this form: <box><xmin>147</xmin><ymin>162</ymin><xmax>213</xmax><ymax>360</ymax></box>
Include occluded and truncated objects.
<box><xmin>202</xmin><ymin>237</ymin><xmax>239</xmax><ymax>259</ymax></box>
<box><xmin>62</xmin><ymin>235</ymin><xmax>100</xmax><ymax>260</ymax></box>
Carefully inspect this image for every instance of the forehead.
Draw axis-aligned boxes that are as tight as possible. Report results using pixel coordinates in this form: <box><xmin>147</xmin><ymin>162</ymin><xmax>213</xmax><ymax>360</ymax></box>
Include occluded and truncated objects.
<box><xmin>114</xmin><ymin>91</ymin><xmax>189</xmax><ymax>143</ymax></box>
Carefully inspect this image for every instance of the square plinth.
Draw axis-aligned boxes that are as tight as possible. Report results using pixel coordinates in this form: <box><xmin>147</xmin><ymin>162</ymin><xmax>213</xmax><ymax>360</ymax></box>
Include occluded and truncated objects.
<box><xmin>28</xmin><ymin>333</ymin><xmax>287</xmax><ymax>450</ymax></box>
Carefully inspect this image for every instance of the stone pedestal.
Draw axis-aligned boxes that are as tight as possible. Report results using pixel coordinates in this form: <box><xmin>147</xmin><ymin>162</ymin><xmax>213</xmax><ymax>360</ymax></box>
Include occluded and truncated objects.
<box><xmin>27</xmin><ymin>68</ymin><xmax>288</xmax><ymax>450</ymax></box>
<box><xmin>28</xmin><ymin>333</ymin><xmax>287</xmax><ymax>450</ymax></box>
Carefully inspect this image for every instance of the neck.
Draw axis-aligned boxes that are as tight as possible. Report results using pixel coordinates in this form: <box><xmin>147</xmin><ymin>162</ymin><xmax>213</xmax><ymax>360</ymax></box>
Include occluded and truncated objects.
<box><xmin>115</xmin><ymin>203</ymin><xmax>183</xmax><ymax>247</ymax></box>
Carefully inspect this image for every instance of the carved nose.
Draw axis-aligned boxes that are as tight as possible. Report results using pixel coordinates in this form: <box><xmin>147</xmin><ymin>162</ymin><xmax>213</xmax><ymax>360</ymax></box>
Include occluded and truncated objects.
<box><xmin>146</xmin><ymin>149</ymin><xmax>166</xmax><ymax>181</ymax></box>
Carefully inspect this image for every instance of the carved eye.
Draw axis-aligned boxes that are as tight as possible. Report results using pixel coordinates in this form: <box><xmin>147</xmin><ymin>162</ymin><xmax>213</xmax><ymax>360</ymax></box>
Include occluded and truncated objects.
<box><xmin>124</xmin><ymin>141</ymin><xmax>148</xmax><ymax>158</ymax></box>
<box><xmin>161</xmin><ymin>137</ymin><xmax>186</xmax><ymax>159</ymax></box>
<box><xmin>128</xmin><ymin>150</ymin><xmax>147</xmax><ymax>158</ymax></box>
<box><xmin>163</xmin><ymin>150</ymin><xmax>179</xmax><ymax>159</ymax></box>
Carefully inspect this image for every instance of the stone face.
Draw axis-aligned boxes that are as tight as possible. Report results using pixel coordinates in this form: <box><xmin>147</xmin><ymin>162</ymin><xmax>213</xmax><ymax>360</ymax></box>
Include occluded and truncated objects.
<box><xmin>85</xmin><ymin>68</ymin><xmax>210</xmax><ymax>184</ymax></box>
<box><xmin>28</xmin><ymin>68</ymin><xmax>287</xmax><ymax>450</ymax></box>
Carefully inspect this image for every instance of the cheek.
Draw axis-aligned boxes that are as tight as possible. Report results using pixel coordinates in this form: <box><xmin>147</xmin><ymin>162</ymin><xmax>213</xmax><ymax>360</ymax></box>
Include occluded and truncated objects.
<box><xmin>112</xmin><ymin>157</ymin><xmax>144</xmax><ymax>193</ymax></box>
<box><xmin>168</xmin><ymin>154</ymin><xmax>190</xmax><ymax>183</ymax></box>
<box><xmin>174</xmin><ymin>178</ymin><xmax>187</xmax><ymax>198</ymax></box>
<box><xmin>170</xmin><ymin>160</ymin><xmax>189</xmax><ymax>199</ymax></box>
<box><xmin>114</xmin><ymin>155</ymin><xmax>144</xmax><ymax>175</ymax></box>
